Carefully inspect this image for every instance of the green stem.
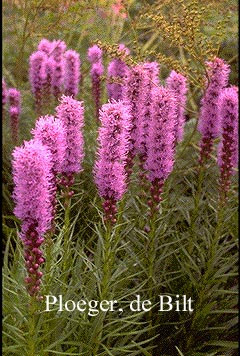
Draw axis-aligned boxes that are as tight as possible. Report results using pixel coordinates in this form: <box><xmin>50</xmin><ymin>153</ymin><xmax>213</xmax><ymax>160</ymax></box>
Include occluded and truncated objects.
<box><xmin>62</xmin><ymin>189</ymin><xmax>71</xmax><ymax>275</ymax></box>
<box><xmin>93</xmin><ymin>222</ymin><xmax>113</xmax><ymax>355</ymax></box>
<box><xmin>27</xmin><ymin>297</ymin><xmax>38</xmax><ymax>356</ymax></box>
<box><xmin>189</xmin><ymin>164</ymin><xmax>204</xmax><ymax>254</ymax></box>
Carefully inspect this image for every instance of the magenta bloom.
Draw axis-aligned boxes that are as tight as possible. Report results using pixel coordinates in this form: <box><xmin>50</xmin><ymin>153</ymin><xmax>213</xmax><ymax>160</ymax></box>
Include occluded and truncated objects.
<box><xmin>166</xmin><ymin>70</ymin><xmax>188</xmax><ymax>143</ymax></box>
<box><xmin>8</xmin><ymin>88</ymin><xmax>21</xmax><ymax>108</ymax></box>
<box><xmin>135</xmin><ymin>62</ymin><xmax>160</xmax><ymax>158</ymax></box>
<box><xmin>12</xmin><ymin>139</ymin><xmax>54</xmax><ymax>296</ymax></box>
<box><xmin>87</xmin><ymin>44</ymin><xmax>103</xmax><ymax>63</ymax></box>
<box><xmin>198</xmin><ymin>57</ymin><xmax>230</xmax><ymax>163</ymax></box>
<box><xmin>63</xmin><ymin>49</ymin><xmax>81</xmax><ymax>97</ymax></box>
<box><xmin>107</xmin><ymin>44</ymin><xmax>130</xmax><ymax>101</ymax></box>
<box><xmin>94</xmin><ymin>100</ymin><xmax>132</xmax><ymax>224</ymax></box>
<box><xmin>29</xmin><ymin>51</ymin><xmax>47</xmax><ymax>113</ymax></box>
<box><xmin>37</xmin><ymin>39</ymin><xmax>52</xmax><ymax>54</ymax></box>
<box><xmin>8</xmin><ymin>88</ymin><xmax>21</xmax><ymax>143</ymax></box>
<box><xmin>2</xmin><ymin>78</ymin><xmax>8</xmax><ymax>109</ymax></box>
<box><xmin>87</xmin><ymin>45</ymin><xmax>104</xmax><ymax>120</ymax></box>
<box><xmin>31</xmin><ymin>115</ymin><xmax>67</xmax><ymax>174</ymax></box>
<box><xmin>51</xmin><ymin>40</ymin><xmax>67</xmax><ymax>62</ymax></box>
<box><xmin>56</xmin><ymin>95</ymin><xmax>84</xmax><ymax>176</ymax></box>
<box><xmin>145</xmin><ymin>86</ymin><xmax>176</xmax><ymax>184</ymax></box>
<box><xmin>42</xmin><ymin>56</ymin><xmax>55</xmax><ymax>104</ymax></box>
<box><xmin>217</xmin><ymin>86</ymin><xmax>239</xmax><ymax>199</ymax></box>
<box><xmin>122</xmin><ymin>64</ymin><xmax>147</xmax><ymax>157</ymax></box>
<box><xmin>51</xmin><ymin>58</ymin><xmax>64</xmax><ymax>99</ymax></box>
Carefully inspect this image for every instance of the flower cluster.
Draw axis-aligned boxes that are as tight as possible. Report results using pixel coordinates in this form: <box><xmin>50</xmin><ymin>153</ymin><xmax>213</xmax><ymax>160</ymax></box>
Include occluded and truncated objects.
<box><xmin>107</xmin><ymin>44</ymin><xmax>130</xmax><ymax>101</ymax></box>
<box><xmin>64</xmin><ymin>49</ymin><xmax>81</xmax><ymax>97</ymax></box>
<box><xmin>56</xmin><ymin>95</ymin><xmax>85</xmax><ymax>185</ymax></box>
<box><xmin>122</xmin><ymin>64</ymin><xmax>147</xmax><ymax>175</ymax></box>
<box><xmin>198</xmin><ymin>57</ymin><xmax>230</xmax><ymax>164</ymax></box>
<box><xmin>135</xmin><ymin>62</ymin><xmax>160</xmax><ymax>160</ymax></box>
<box><xmin>8</xmin><ymin>87</ymin><xmax>21</xmax><ymax>143</ymax></box>
<box><xmin>2</xmin><ymin>78</ymin><xmax>8</xmax><ymax>117</ymax></box>
<box><xmin>145</xmin><ymin>86</ymin><xmax>176</xmax><ymax>212</ymax></box>
<box><xmin>87</xmin><ymin>45</ymin><xmax>104</xmax><ymax>121</ymax></box>
<box><xmin>94</xmin><ymin>100</ymin><xmax>132</xmax><ymax>224</ymax></box>
<box><xmin>12</xmin><ymin>139</ymin><xmax>54</xmax><ymax>296</ymax></box>
<box><xmin>166</xmin><ymin>70</ymin><xmax>188</xmax><ymax>143</ymax></box>
<box><xmin>29</xmin><ymin>39</ymin><xmax>81</xmax><ymax>113</ymax></box>
<box><xmin>217</xmin><ymin>86</ymin><xmax>238</xmax><ymax>201</ymax></box>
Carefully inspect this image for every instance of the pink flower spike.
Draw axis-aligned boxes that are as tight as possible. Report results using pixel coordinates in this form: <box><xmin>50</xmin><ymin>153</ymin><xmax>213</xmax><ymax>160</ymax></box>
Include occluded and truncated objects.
<box><xmin>107</xmin><ymin>44</ymin><xmax>130</xmax><ymax>101</ymax></box>
<box><xmin>166</xmin><ymin>70</ymin><xmax>188</xmax><ymax>143</ymax></box>
<box><xmin>31</xmin><ymin>115</ymin><xmax>67</xmax><ymax>174</ymax></box>
<box><xmin>37</xmin><ymin>39</ymin><xmax>53</xmax><ymax>54</ymax></box>
<box><xmin>145</xmin><ymin>86</ymin><xmax>176</xmax><ymax>184</ymax></box>
<box><xmin>56</xmin><ymin>95</ymin><xmax>85</xmax><ymax>175</ymax></box>
<box><xmin>198</xmin><ymin>57</ymin><xmax>230</xmax><ymax>163</ymax></box>
<box><xmin>12</xmin><ymin>139</ymin><xmax>54</xmax><ymax>296</ymax></box>
<box><xmin>94</xmin><ymin>100</ymin><xmax>132</xmax><ymax>223</ymax></box>
<box><xmin>217</xmin><ymin>86</ymin><xmax>239</xmax><ymax>200</ymax></box>
<box><xmin>29</xmin><ymin>51</ymin><xmax>47</xmax><ymax>113</ymax></box>
<box><xmin>63</xmin><ymin>49</ymin><xmax>81</xmax><ymax>97</ymax></box>
<box><xmin>87</xmin><ymin>45</ymin><xmax>103</xmax><ymax>63</ymax></box>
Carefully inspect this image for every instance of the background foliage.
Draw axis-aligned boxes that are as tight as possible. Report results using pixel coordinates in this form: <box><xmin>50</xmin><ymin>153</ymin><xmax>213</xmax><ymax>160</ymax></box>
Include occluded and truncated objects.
<box><xmin>2</xmin><ymin>0</ymin><xmax>238</xmax><ymax>355</ymax></box>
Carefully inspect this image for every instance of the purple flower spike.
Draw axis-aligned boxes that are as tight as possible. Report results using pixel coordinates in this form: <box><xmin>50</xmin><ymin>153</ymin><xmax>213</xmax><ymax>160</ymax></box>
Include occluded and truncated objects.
<box><xmin>37</xmin><ymin>39</ymin><xmax>52</xmax><ymax>54</ymax></box>
<box><xmin>2</xmin><ymin>79</ymin><xmax>8</xmax><ymax>117</ymax></box>
<box><xmin>8</xmin><ymin>88</ymin><xmax>21</xmax><ymax>108</ymax></box>
<box><xmin>32</xmin><ymin>115</ymin><xmax>67</xmax><ymax>174</ymax></box>
<box><xmin>29</xmin><ymin>51</ymin><xmax>47</xmax><ymax>113</ymax></box>
<box><xmin>8</xmin><ymin>88</ymin><xmax>21</xmax><ymax>144</ymax></box>
<box><xmin>122</xmin><ymin>64</ymin><xmax>147</xmax><ymax>164</ymax></box>
<box><xmin>217</xmin><ymin>86</ymin><xmax>239</xmax><ymax>201</ymax></box>
<box><xmin>12</xmin><ymin>139</ymin><xmax>54</xmax><ymax>296</ymax></box>
<box><xmin>51</xmin><ymin>40</ymin><xmax>67</xmax><ymax>62</ymax></box>
<box><xmin>145</xmin><ymin>86</ymin><xmax>176</xmax><ymax>211</ymax></box>
<box><xmin>135</xmin><ymin>62</ymin><xmax>160</xmax><ymax>159</ymax></box>
<box><xmin>88</xmin><ymin>45</ymin><xmax>104</xmax><ymax>120</ymax></box>
<box><xmin>198</xmin><ymin>57</ymin><xmax>230</xmax><ymax>164</ymax></box>
<box><xmin>51</xmin><ymin>59</ymin><xmax>64</xmax><ymax>100</ymax></box>
<box><xmin>56</xmin><ymin>95</ymin><xmax>84</xmax><ymax>179</ymax></box>
<box><xmin>107</xmin><ymin>44</ymin><xmax>130</xmax><ymax>101</ymax></box>
<box><xmin>166</xmin><ymin>70</ymin><xmax>188</xmax><ymax>143</ymax></box>
<box><xmin>64</xmin><ymin>49</ymin><xmax>81</xmax><ymax>98</ymax></box>
<box><xmin>87</xmin><ymin>44</ymin><xmax>103</xmax><ymax>63</ymax></box>
<box><xmin>94</xmin><ymin>100</ymin><xmax>132</xmax><ymax>224</ymax></box>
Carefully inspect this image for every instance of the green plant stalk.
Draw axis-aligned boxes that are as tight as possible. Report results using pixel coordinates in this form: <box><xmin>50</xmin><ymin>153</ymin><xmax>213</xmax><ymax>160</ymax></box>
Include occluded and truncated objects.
<box><xmin>43</xmin><ymin>231</ymin><xmax>54</xmax><ymax>295</ymax></box>
<box><xmin>147</xmin><ymin>208</ymin><xmax>158</xmax><ymax>339</ymax></box>
<box><xmin>189</xmin><ymin>164</ymin><xmax>205</xmax><ymax>254</ymax></box>
<box><xmin>186</xmin><ymin>193</ymin><xmax>226</xmax><ymax>350</ymax></box>
<box><xmin>93</xmin><ymin>221</ymin><xmax>113</xmax><ymax>355</ymax></box>
<box><xmin>62</xmin><ymin>188</ymin><xmax>72</xmax><ymax>275</ymax></box>
<box><xmin>27</xmin><ymin>297</ymin><xmax>38</xmax><ymax>356</ymax></box>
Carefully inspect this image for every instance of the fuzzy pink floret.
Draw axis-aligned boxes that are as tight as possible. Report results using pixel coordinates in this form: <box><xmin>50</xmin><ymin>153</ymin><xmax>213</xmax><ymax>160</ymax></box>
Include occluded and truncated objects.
<box><xmin>107</xmin><ymin>45</ymin><xmax>130</xmax><ymax>101</ymax></box>
<box><xmin>122</xmin><ymin>64</ymin><xmax>148</xmax><ymax>155</ymax></box>
<box><xmin>94</xmin><ymin>100</ymin><xmax>132</xmax><ymax>201</ymax></box>
<box><xmin>37</xmin><ymin>39</ymin><xmax>53</xmax><ymax>54</ymax></box>
<box><xmin>145</xmin><ymin>86</ymin><xmax>176</xmax><ymax>182</ymax></box>
<box><xmin>29</xmin><ymin>51</ymin><xmax>47</xmax><ymax>94</ymax></box>
<box><xmin>32</xmin><ymin>115</ymin><xmax>67</xmax><ymax>174</ymax></box>
<box><xmin>217</xmin><ymin>86</ymin><xmax>239</xmax><ymax>171</ymax></box>
<box><xmin>166</xmin><ymin>70</ymin><xmax>188</xmax><ymax>142</ymax></box>
<box><xmin>8</xmin><ymin>88</ymin><xmax>21</xmax><ymax>108</ymax></box>
<box><xmin>135</xmin><ymin>62</ymin><xmax>160</xmax><ymax>156</ymax></box>
<box><xmin>87</xmin><ymin>45</ymin><xmax>103</xmax><ymax>63</ymax></box>
<box><xmin>12</xmin><ymin>139</ymin><xmax>54</xmax><ymax>240</ymax></box>
<box><xmin>2</xmin><ymin>78</ymin><xmax>8</xmax><ymax>106</ymax></box>
<box><xmin>56</xmin><ymin>95</ymin><xmax>84</xmax><ymax>174</ymax></box>
<box><xmin>63</xmin><ymin>49</ymin><xmax>81</xmax><ymax>97</ymax></box>
<box><xmin>198</xmin><ymin>57</ymin><xmax>230</xmax><ymax>139</ymax></box>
